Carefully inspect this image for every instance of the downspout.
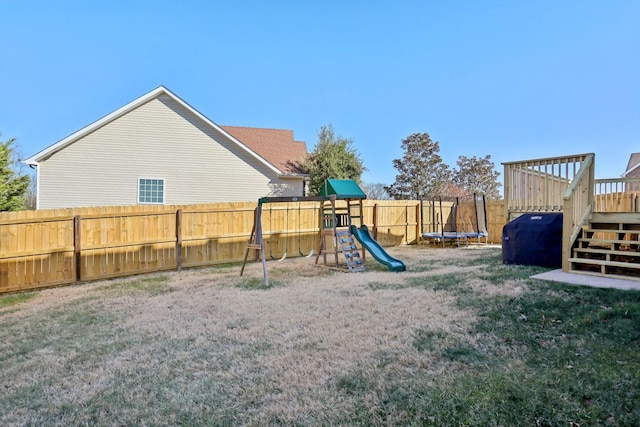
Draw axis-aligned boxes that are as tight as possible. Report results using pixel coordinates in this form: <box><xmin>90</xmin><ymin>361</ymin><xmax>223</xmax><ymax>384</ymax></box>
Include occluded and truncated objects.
<box><xmin>303</xmin><ymin>176</ymin><xmax>310</xmax><ymax>197</ymax></box>
<box><xmin>27</xmin><ymin>161</ymin><xmax>39</xmax><ymax>210</ymax></box>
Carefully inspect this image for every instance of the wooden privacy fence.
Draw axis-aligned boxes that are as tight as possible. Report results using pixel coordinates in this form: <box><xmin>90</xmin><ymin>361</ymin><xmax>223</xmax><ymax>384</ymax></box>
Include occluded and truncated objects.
<box><xmin>1</xmin><ymin>200</ymin><xmax>506</xmax><ymax>294</ymax></box>
<box><xmin>0</xmin><ymin>203</ymin><xmax>257</xmax><ymax>293</ymax></box>
<box><xmin>3</xmin><ymin>188</ymin><xmax>632</xmax><ymax>293</ymax></box>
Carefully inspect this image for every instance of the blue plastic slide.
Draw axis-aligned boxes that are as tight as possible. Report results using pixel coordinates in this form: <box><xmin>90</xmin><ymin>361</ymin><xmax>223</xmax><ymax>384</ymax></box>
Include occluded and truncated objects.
<box><xmin>350</xmin><ymin>225</ymin><xmax>406</xmax><ymax>272</ymax></box>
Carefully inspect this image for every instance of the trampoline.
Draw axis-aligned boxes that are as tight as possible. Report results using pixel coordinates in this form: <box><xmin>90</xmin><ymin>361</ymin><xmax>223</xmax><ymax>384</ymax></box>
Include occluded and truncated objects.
<box><xmin>420</xmin><ymin>194</ymin><xmax>488</xmax><ymax>247</ymax></box>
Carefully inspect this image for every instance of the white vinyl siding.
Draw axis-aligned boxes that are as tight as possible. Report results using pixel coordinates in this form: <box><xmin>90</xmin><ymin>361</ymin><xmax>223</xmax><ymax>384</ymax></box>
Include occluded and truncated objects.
<box><xmin>37</xmin><ymin>95</ymin><xmax>303</xmax><ymax>208</ymax></box>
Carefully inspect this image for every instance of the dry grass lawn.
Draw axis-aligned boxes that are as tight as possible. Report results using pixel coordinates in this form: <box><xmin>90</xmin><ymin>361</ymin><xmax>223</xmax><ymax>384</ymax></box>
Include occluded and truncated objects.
<box><xmin>2</xmin><ymin>245</ymin><xmax>638</xmax><ymax>426</ymax></box>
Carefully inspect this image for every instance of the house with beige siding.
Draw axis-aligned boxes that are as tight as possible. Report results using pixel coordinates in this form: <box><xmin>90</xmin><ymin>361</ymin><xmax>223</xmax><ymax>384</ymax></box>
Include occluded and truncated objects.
<box><xmin>24</xmin><ymin>86</ymin><xmax>309</xmax><ymax>209</ymax></box>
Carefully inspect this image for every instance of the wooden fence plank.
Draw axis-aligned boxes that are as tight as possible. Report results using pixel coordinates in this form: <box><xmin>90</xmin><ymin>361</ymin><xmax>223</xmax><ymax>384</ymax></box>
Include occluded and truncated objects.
<box><xmin>2</xmin><ymin>195</ymin><xmax>632</xmax><ymax>293</ymax></box>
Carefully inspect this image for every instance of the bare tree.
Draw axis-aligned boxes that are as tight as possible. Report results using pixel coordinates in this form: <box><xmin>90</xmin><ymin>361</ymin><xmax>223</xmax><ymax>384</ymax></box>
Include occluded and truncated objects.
<box><xmin>25</xmin><ymin>174</ymin><xmax>37</xmax><ymax>210</ymax></box>
<box><xmin>360</xmin><ymin>182</ymin><xmax>391</xmax><ymax>200</ymax></box>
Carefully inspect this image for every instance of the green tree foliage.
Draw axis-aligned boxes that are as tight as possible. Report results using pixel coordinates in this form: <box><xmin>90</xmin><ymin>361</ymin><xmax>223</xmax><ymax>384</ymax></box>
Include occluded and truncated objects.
<box><xmin>0</xmin><ymin>136</ymin><xmax>31</xmax><ymax>211</ymax></box>
<box><xmin>301</xmin><ymin>124</ymin><xmax>366</xmax><ymax>195</ymax></box>
<box><xmin>453</xmin><ymin>155</ymin><xmax>501</xmax><ymax>198</ymax></box>
<box><xmin>386</xmin><ymin>133</ymin><xmax>451</xmax><ymax>200</ymax></box>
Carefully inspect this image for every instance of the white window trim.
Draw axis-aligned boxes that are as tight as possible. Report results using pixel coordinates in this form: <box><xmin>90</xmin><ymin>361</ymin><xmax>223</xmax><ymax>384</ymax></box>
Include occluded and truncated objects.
<box><xmin>137</xmin><ymin>177</ymin><xmax>166</xmax><ymax>205</ymax></box>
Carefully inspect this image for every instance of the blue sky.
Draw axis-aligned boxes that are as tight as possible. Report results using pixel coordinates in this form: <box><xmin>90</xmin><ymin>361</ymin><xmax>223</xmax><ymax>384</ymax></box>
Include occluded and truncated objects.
<box><xmin>1</xmin><ymin>1</ymin><xmax>638</xmax><ymax>188</ymax></box>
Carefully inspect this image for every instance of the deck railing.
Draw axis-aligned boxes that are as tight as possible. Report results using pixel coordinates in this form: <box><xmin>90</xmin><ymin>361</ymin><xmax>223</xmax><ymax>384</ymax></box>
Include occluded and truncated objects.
<box><xmin>594</xmin><ymin>178</ymin><xmax>640</xmax><ymax>212</ymax></box>
<box><xmin>503</xmin><ymin>153</ymin><xmax>592</xmax><ymax>221</ymax></box>
<box><xmin>561</xmin><ymin>153</ymin><xmax>595</xmax><ymax>271</ymax></box>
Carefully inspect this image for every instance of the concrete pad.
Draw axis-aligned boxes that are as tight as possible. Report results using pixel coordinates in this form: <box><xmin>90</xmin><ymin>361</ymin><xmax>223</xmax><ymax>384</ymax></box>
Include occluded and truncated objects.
<box><xmin>531</xmin><ymin>270</ymin><xmax>640</xmax><ymax>291</ymax></box>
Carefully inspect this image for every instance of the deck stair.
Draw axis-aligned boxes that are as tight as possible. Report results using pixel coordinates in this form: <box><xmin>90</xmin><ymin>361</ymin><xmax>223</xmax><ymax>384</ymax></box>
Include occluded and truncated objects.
<box><xmin>569</xmin><ymin>212</ymin><xmax>640</xmax><ymax>280</ymax></box>
<box><xmin>336</xmin><ymin>229</ymin><xmax>365</xmax><ymax>272</ymax></box>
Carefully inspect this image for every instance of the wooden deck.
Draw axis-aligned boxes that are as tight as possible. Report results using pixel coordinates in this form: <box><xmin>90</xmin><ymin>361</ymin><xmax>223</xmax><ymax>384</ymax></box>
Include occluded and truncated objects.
<box><xmin>503</xmin><ymin>154</ymin><xmax>640</xmax><ymax>280</ymax></box>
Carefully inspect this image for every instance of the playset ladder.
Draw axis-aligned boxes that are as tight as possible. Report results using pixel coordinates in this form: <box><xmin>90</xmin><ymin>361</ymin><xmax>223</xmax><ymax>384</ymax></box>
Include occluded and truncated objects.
<box><xmin>336</xmin><ymin>230</ymin><xmax>365</xmax><ymax>272</ymax></box>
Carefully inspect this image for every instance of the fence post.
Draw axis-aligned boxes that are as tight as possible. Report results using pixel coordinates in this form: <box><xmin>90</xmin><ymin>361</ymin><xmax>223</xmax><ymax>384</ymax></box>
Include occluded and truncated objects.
<box><xmin>416</xmin><ymin>202</ymin><xmax>421</xmax><ymax>245</ymax></box>
<box><xmin>373</xmin><ymin>203</ymin><xmax>378</xmax><ymax>240</ymax></box>
<box><xmin>503</xmin><ymin>163</ymin><xmax>511</xmax><ymax>222</ymax></box>
<box><xmin>405</xmin><ymin>205</ymin><xmax>409</xmax><ymax>244</ymax></box>
<box><xmin>74</xmin><ymin>215</ymin><xmax>81</xmax><ymax>282</ymax></box>
<box><xmin>176</xmin><ymin>209</ymin><xmax>183</xmax><ymax>272</ymax></box>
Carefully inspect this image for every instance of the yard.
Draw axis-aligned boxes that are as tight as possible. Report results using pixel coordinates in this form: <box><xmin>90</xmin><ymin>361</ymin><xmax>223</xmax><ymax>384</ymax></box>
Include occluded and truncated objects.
<box><xmin>1</xmin><ymin>246</ymin><xmax>639</xmax><ymax>426</ymax></box>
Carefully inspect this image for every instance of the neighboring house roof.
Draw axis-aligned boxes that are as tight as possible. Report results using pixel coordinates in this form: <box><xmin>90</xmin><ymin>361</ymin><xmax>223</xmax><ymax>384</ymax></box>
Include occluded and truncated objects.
<box><xmin>221</xmin><ymin>126</ymin><xmax>307</xmax><ymax>175</ymax></box>
<box><xmin>24</xmin><ymin>86</ymin><xmax>307</xmax><ymax>176</ymax></box>
<box><xmin>622</xmin><ymin>152</ymin><xmax>640</xmax><ymax>178</ymax></box>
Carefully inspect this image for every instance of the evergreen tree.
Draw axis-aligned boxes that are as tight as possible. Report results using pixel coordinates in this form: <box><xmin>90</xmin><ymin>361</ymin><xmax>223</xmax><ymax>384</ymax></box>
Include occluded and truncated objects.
<box><xmin>453</xmin><ymin>155</ymin><xmax>501</xmax><ymax>198</ymax></box>
<box><xmin>386</xmin><ymin>133</ymin><xmax>451</xmax><ymax>200</ymax></box>
<box><xmin>301</xmin><ymin>124</ymin><xmax>366</xmax><ymax>195</ymax></box>
<box><xmin>0</xmin><ymin>136</ymin><xmax>31</xmax><ymax>211</ymax></box>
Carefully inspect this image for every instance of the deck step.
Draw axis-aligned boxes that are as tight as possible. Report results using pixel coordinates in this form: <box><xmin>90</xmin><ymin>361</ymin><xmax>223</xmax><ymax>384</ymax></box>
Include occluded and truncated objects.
<box><xmin>565</xmin><ymin>268</ymin><xmax>640</xmax><ymax>282</ymax></box>
<box><xmin>576</xmin><ymin>238</ymin><xmax>640</xmax><ymax>251</ymax></box>
<box><xmin>569</xmin><ymin>256</ymin><xmax>640</xmax><ymax>280</ymax></box>
<box><xmin>568</xmin><ymin>212</ymin><xmax>640</xmax><ymax>280</ymax></box>
<box><xmin>573</xmin><ymin>247</ymin><xmax>640</xmax><ymax>258</ymax></box>
<box><xmin>578</xmin><ymin>237</ymin><xmax>640</xmax><ymax>245</ymax></box>
<box><xmin>570</xmin><ymin>257</ymin><xmax>640</xmax><ymax>270</ymax></box>
<box><xmin>589</xmin><ymin>212</ymin><xmax>640</xmax><ymax>224</ymax></box>
<box><xmin>584</xmin><ymin>229</ymin><xmax>640</xmax><ymax>238</ymax></box>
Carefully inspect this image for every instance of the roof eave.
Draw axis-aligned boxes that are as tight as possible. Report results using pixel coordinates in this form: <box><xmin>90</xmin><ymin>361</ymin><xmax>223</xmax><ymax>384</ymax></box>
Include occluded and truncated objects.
<box><xmin>24</xmin><ymin>86</ymin><xmax>168</xmax><ymax>164</ymax></box>
<box><xmin>23</xmin><ymin>86</ymin><xmax>283</xmax><ymax>176</ymax></box>
<box><xmin>279</xmin><ymin>173</ymin><xmax>309</xmax><ymax>179</ymax></box>
<box><xmin>622</xmin><ymin>162</ymin><xmax>640</xmax><ymax>177</ymax></box>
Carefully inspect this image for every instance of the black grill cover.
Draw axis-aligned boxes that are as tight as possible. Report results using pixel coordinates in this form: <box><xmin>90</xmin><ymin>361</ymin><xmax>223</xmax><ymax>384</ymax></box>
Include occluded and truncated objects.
<box><xmin>502</xmin><ymin>213</ymin><xmax>563</xmax><ymax>268</ymax></box>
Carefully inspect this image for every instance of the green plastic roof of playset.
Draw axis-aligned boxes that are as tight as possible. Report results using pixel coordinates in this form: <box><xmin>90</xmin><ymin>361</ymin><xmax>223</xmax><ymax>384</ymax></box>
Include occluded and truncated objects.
<box><xmin>317</xmin><ymin>179</ymin><xmax>367</xmax><ymax>199</ymax></box>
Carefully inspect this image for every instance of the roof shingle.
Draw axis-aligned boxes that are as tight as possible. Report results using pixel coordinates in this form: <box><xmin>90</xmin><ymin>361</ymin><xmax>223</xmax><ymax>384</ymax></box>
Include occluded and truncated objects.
<box><xmin>221</xmin><ymin>126</ymin><xmax>308</xmax><ymax>175</ymax></box>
